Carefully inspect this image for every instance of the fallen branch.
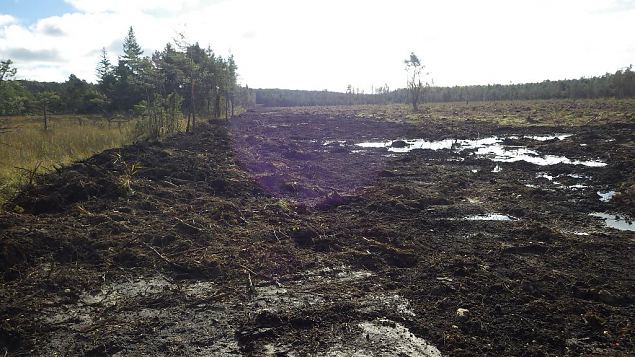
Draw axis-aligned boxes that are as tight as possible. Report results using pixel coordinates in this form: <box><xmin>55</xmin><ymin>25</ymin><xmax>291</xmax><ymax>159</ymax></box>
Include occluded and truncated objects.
<box><xmin>237</xmin><ymin>263</ymin><xmax>283</xmax><ymax>288</ymax></box>
<box><xmin>142</xmin><ymin>242</ymin><xmax>183</xmax><ymax>269</ymax></box>
<box><xmin>161</xmin><ymin>180</ymin><xmax>178</xmax><ymax>187</ymax></box>
<box><xmin>174</xmin><ymin>217</ymin><xmax>203</xmax><ymax>234</ymax></box>
<box><xmin>165</xmin><ymin>246</ymin><xmax>209</xmax><ymax>258</ymax></box>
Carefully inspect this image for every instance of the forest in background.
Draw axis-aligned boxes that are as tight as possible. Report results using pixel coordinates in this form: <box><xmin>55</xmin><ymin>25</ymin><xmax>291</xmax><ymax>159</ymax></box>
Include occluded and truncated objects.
<box><xmin>256</xmin><ymin>66</ymin><xmax>635</xmax><ymax>107</ymax></box>
<box><xmin>2</xmin><ymin>38</ymin><xmax>634</xmax><ymax>114</ymax></box>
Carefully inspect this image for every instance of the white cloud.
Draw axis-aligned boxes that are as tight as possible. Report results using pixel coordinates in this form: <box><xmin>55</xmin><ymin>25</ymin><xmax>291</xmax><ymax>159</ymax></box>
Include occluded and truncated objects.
<box><xmin>0</xmin><ymin>14</ymin><xmax>17</xmax><ymax>26</ymax></box>
<box><xmin>63</xmin><ymin>0</ymin><xmax>209</xmax><ymax>14</ymax></box>
<box><xmin>0</xmin><ymin>0</ymin><xmax>634</xmax><ymax>91</ymax></box>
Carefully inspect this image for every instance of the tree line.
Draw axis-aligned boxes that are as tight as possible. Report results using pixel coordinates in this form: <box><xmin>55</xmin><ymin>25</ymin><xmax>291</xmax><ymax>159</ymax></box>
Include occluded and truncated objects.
<box><xmin>1</xmin><ymin>27</ymin><xmax>255</xmax><ymax>137</ymax></box>
<box><xmin>255</xmin><ymin>65</ymin><xmax>635</xmax><ymax>107</ymax></box>
<box><xmin>0</xmin><ymin>63</ymin><xmax>104</xmax><ymax>116</ymax></box>
<box><xmin>3</xmin><ymin>40</ymin><xmax>634</xmax><ymax>116</ymax></box>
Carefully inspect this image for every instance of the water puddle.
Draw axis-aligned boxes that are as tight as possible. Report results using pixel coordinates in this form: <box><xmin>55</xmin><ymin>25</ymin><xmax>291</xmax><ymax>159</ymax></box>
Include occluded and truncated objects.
<box><xmin>465</xmin><ymin>214</ymin><xmax>516</xmax><ymax>221</ymax></box>
<box><xmin>355</xmin><ymin>141</ymin><xmax>390</xmax><ymax>149</ymax></box>
<box><xmin>323</xmin><ymin>140</ymin><xmax>347</xmax><ymax>146</ymax></box>
<box><xmin>537</xmin><ymin>172</ymin><xmax>557</xmax><ymax>182</ymax></box>
<box><xmin>524</xmin><ymin>134</ymin><xmax>573</xmax><ymax>141</ymax></box>
<box><xmin>590</xmin><ymin>213</ymin><xmax>635</xmax><ymax>231</ymax></box>
<box><xmin>597</xmin><ymin>191</ymin><xmax>616</xmax><ymax>202</ymax></box>
<box><xmin>568</xmin><ymin>173</ymin><xmax>591</xmax><ymax>179</ymax></box>
<box><xmin>355</xmin><ymin>134</ymin><xmax>606</xmax><ymax>167</ymax></box>
<box><xmin>474</xmin><ymin>145</ymin><xmax>606</xmax><ymax>167</ymax></box>
<box><xmin>568</xmin><ymin>184</ymin><xmax>588</xmax><ymax>189</ymax></box>
<box><xmin>355</xmin><ymin>138</ymin><xmax>457</xmax><ymax>152</ymax></box>
<box><xmin>535</xmin><ymin>173</ymin><xmax>595</xmax><ymax>190</ymax></box>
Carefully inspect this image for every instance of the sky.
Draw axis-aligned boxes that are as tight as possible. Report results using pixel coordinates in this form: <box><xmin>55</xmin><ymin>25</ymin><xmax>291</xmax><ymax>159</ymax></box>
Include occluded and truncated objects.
<box><xmin>0</xmin><ymin>0</ymin><xmax>634</xmax><ymax>92</ymax></box>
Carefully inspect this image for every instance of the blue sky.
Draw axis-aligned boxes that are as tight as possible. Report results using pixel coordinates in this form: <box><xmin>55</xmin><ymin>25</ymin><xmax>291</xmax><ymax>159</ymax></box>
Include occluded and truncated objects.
<box><xmin>0</xmin><ymin>0</ymin><xmax>634</xmax><ymax>91</ymax></box>
<box><xmin>0</xmin><ymin>0</ymin><xmax>73</xmax><ymax>24</ymax></box>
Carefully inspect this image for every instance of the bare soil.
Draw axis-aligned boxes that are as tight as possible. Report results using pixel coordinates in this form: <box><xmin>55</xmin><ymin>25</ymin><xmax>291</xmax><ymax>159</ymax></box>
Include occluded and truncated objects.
<box><xmin>1</xmin><ymin>103</ymin><xmax>634</xmax><ymax>356</ymax></box>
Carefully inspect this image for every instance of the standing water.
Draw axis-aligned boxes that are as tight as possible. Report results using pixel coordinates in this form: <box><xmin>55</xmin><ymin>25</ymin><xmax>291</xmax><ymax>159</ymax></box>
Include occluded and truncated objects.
<box><xmin>355</xmin><ymin>135</ymin><xmax>606</xmax><ymax>167</ymax></box>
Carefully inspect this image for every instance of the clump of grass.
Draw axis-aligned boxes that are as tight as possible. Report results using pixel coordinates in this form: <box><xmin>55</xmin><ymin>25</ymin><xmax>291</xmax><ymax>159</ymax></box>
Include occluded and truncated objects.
<box><xmin>112</xmin><ymin>152</ymin><xmax>143</xmax><ymax>195</ymax></box>
<box><xmin>0</xmin><ymin>115</ymin><xmax>137</xmax><ymax>206</ymax></box>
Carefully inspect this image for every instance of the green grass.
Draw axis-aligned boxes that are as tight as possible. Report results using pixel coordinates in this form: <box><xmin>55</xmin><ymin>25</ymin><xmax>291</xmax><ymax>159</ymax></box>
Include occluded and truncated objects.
<box><xmin>0</xmin><ymin>114</ymin><xmax>138</xmax><ymax>205</ymax></box>
<box><xmin>0</xmin><ymin>108</ymin><xmax>244</xmax><ymax>207</ymax></box>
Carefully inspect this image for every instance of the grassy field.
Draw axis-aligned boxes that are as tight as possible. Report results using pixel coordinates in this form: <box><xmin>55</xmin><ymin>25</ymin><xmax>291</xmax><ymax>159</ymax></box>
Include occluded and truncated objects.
<box><xmin>0</xmin><ymin>115</ymin><xmax>139</xmax><ymax>205</ymax></box>
<box><xmin>286</xmin><ymin>98</ymin><xmax>635</xmax><ymax>126</ymax></box>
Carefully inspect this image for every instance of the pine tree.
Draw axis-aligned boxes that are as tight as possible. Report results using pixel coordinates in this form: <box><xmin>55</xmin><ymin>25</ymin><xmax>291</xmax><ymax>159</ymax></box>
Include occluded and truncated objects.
<box><xmin>121</xmin><ymin>27</ymin><xmax>143</xmax><ymax>75</ymax></box>
<box><xmin>96</xmin><ymin>48</ymin><xmax>112</xmax><ymax>82</ymax></box>
<box><xmin>0</xmin><ymin>59</ymin><xmax>17</xmax><ymax>83</ymax></box>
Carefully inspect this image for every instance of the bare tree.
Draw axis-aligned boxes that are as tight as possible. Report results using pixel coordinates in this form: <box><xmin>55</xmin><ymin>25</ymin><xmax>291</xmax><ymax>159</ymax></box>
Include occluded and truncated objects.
<box><xmin>404</xmin><ymin>52</ymin><xmax>431</xmax><ymax>111</ymax></box>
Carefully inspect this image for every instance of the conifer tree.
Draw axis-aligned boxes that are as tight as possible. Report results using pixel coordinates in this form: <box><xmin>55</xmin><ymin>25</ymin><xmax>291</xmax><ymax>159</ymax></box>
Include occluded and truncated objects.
<box><xmin>121</xmin><ymin>27</ymin><xmax>144</xmax><ymax>75</ymax></box>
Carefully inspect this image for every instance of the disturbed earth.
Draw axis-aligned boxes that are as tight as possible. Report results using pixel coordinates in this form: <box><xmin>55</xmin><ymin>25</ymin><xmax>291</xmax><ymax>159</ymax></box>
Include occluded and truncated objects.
<box><xmin>1</xmin><ymin>103</ymin><xmax>634</xmax><ymax>356</ymax></box>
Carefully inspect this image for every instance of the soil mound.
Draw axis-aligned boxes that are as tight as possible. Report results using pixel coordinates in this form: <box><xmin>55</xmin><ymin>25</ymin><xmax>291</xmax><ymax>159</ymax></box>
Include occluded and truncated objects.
<box><xmin>10</xmin><ymin>159</ymin><xmax>128</xmax><ymax>214</ymax></box>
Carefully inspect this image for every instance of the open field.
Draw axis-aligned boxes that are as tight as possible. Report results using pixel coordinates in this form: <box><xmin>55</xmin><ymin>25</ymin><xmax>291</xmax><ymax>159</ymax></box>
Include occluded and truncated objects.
<box><xmin>285</xmin><ymin>98</ymin><xmax>635</xmax><ymax>126</ymax></box>
<box><xmin>0</xmin><ymin>115</ymin><xmax>138</xmax><ymax>206</ymax></box>
<box><xmin>0</xmin><ymin>114</ymin><xmax>197</xmax><ymax>206</ymax></box>
<box><xmin>0</xmin><ymin>99</ymin><xmax>634</xmax><ymax>355</ymax></box>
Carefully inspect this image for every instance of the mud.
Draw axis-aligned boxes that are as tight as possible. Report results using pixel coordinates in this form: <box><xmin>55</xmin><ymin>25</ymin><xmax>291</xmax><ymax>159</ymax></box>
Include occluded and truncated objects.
<box><xmin>1</xmin><ymin>105</ymin><xmax>634</xmax><ymax>356</ymax></box>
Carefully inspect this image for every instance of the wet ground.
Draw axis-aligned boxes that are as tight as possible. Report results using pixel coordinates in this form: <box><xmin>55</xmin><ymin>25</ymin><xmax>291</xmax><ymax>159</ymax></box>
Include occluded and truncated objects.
<box><xmin>1</xmin><ymin>103</ymin><xmax>634</xmax><ymax>356</ymax></box>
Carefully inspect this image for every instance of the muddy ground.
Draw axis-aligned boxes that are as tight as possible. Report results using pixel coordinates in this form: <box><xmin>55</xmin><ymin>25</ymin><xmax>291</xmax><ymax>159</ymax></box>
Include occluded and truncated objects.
<box><xmin>1</xmin><ymin>103</ymin><xmax>634</xmax><ymax>356</ymax></box>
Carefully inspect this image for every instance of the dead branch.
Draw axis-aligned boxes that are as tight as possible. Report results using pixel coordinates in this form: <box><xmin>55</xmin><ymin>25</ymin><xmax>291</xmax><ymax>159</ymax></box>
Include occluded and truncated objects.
<box><xmin>142</xmin><ymin>242</ymin><xmax>183</xmax><ymax>269</ymax></box>
<box><xmin>237</xmin><ymin>263</ymin><xmax>283</xmax><ymax>288</ymax></box>
<box><xmin>174</xmin><ymin>217</ymin><xmax>203</xmax><ymax>234</ymax></box>
<box><xmin>14</xmin><ymin>161</ymin><xmax>42</xmax><ymax>187</ymax></box>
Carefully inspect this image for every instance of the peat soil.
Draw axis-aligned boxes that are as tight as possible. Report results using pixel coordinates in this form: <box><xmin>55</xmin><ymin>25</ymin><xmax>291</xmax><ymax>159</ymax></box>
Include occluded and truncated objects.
<box><xmin>1</xmin><ymin>108</ymin><xmax>634</xmax><ymax>356</ymax></box>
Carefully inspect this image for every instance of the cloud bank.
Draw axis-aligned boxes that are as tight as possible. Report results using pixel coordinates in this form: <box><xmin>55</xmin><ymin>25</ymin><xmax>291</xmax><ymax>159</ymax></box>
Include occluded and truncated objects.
<box><xmin>0</xmin><ymin>0</ymin><xmax>633</xmax><ymax>91</ymax></box>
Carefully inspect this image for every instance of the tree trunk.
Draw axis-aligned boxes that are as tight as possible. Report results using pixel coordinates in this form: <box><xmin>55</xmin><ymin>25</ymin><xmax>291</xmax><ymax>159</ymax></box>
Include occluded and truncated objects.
<box><xmin>210</xmin><ymin>85</ymin><xmax>217</xmax><ymax>120</ymax></box>
<box><xmin>411</xmin><ymin>89</ymin><xmax>418</xmax><ymax>111</ymax></box>
<box><xmin>191</xmin><ymin>79</ymin><xmax>196</xmax><ymax>130</ymax></box>
<box><xmin>43</xmin><ymin>105</ymin><xmax>49</xmax><ymax>130</ymax></box>
<box><xmin>207</xmin><ymin>95</ymin><xmax>211</xmax><ymax>121</ymax></box>
<box><xmin>215</xmin><ymin>94</ymin><xmax>221</xmax><ymax>119</ymax></box>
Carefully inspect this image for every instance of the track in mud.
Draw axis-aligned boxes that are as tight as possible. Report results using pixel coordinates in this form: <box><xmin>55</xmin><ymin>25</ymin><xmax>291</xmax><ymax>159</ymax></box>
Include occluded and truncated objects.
<box><xmin>1</xmin><ymin>108</ymin><xmax>634</xmax><ymax>356</ymax></box>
